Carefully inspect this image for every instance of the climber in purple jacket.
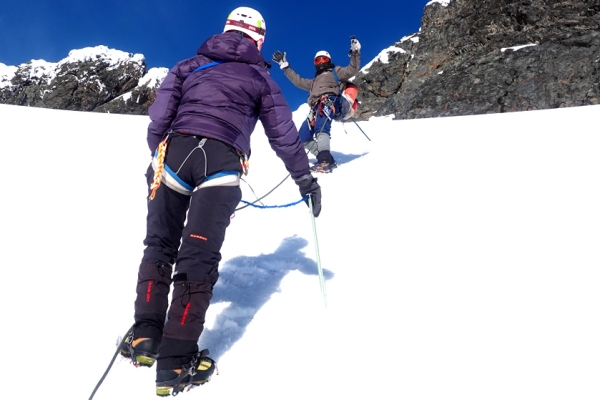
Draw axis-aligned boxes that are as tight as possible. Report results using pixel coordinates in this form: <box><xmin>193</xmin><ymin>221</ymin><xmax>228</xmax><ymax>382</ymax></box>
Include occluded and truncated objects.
<box><xmin>120</xmin><ymin>7</ymin><xmax>321</xmax><ymax>396</ymax></box>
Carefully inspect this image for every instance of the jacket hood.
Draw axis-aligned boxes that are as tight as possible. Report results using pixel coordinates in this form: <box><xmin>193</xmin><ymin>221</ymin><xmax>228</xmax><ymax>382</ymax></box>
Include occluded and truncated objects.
<box><xmin>197</xmin><ymin>32</ymin><xmax>266</xmax><ymax>67</ymax></box>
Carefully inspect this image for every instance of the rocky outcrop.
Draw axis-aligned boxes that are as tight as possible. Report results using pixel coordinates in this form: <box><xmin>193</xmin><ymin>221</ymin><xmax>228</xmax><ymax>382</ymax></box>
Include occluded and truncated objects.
<box><xmin>94</xmin><ymin>68</ymin><xmax>167</xmax><ymax>114</ymax></box>
<box><xmin>1</xmin><ymin>1</ymin><xmax>599</xmax><ymax>120</ymax></box>
<box><xmin>0</xmin><ymin>46</ymin><xmax>166</xmax><ymax>114</ymax></box>
<box><xmin>353</xmin><ymin>0</ymin><xmax>600</xmax><ymax>120</ymax></box>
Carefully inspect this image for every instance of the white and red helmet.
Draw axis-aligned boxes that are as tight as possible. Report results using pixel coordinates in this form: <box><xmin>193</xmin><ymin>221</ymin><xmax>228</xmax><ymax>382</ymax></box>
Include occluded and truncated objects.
<box><xmin>314</xmin><ymin>50</ymin><xmax>331</xmax><ymax>65</ymax></box>
<box><xmin>224</xmin><ymin>7</ymin><xmax>266</xmax><ymax>51</ymax></box>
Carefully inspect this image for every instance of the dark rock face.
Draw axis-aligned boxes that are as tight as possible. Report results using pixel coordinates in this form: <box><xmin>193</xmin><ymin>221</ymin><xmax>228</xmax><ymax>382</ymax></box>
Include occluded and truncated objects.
<box><xmin>1</xmin><ymin>1</ymin><xmax>598</xmax><ymax>120</ymax></box>
<box><xmin>353</xmin><ymin>0</ymin><xmax>600</xmax><ymax>120</ymax></box>
<box><xmin>94</xmin><ymin>73</ymin><xmax>165</xmax><ymax>115</ymax></box>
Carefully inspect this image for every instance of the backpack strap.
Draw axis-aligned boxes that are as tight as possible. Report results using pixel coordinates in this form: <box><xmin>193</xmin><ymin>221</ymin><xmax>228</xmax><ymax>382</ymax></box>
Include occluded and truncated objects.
<box><xmin>331</xmin><ymin>68</ymin><xmax>348</xmax><ymax>119</ymax></box>
<box><xmin>332</xmin><ymin>68</ymin><xmax>344</xmax><ymax>93</ymax></box>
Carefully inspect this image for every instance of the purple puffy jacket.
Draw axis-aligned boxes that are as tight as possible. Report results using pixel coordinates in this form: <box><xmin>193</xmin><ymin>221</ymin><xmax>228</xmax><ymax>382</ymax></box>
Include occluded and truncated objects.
<box><xmin>147</xmin><ymin>32</ymin><xmax>310</xmax><ymax>180</ymax></box>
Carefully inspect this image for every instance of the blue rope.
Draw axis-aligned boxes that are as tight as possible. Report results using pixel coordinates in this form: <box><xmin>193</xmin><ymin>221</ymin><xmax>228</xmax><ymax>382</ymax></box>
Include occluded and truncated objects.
<box><xmin>240</xmin><ymin>197</ymin><xmax>307</xmax><ymax>209</ymax></box>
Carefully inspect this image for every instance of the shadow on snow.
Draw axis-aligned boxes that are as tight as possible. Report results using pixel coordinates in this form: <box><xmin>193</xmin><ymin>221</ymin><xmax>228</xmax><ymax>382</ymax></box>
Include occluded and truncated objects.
<box><xmin>197</xmin><ymin>235</ymin><xmax>333</xmax><ymax>360</ymax></box>
<box><xmin>307</xmin><ymin>151</ymin><xmax>368</xmax><ymax>168</ymax></box>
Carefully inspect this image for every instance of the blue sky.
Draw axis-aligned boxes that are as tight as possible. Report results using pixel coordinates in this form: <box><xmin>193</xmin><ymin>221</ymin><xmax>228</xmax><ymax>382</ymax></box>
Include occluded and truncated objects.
<box><xmin>0</xmin><ymin>0</ymin><xmax>430</xmax><ymax>110</ymax></box>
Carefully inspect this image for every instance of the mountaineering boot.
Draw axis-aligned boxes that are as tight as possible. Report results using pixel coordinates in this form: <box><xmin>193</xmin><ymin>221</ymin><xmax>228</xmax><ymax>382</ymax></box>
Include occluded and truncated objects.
<box><xmin>120</xmin><ymin>325</ymin><xmax>161</xmax><ymax>367</ymax></box>
<box><xmin>155</xmin><ymin>350</ymin><xmax>216</xmax><ymax>396</ymax></box>
<box><xmin>122</xmin><ymin>259</ymin><xmax>173</xmax><ymax>367</ymax></box>
<box><xmin>311</xmin><ymin>161</ymin><xmax>338</xmax><ymax>173</ymax></box>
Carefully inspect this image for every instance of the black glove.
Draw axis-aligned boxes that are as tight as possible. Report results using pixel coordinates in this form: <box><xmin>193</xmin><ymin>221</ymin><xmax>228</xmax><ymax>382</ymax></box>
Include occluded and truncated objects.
<box><xmin>272</xmin><ymin>50</ymin><xmax>289</xmax><ymax>69</ymax></box>
<box><xmin>294</xmin><ymin>174</ymin><xmax>321</xmax><ymax>217</ymax></box>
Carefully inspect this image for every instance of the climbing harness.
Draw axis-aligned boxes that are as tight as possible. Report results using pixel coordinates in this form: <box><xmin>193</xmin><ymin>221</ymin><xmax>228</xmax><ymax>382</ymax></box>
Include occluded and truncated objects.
<box><xmin>317</xmin><ymin>95</ymin><xmax>337</xmax><ymax>120</ymax></box>
<box><xmin>150</xmin><ymin>136</ymin><xmax>242</xmax><ymax>199</ymax></box>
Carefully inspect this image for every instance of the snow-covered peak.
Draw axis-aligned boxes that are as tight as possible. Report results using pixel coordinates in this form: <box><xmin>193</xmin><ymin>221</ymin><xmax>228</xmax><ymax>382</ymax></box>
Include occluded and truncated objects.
<box><xmin>24</xmin><ymin>59</ymin><xmax>58</xmax><ymax>78</ymax></box>
<box><xmin>0</xmin><ymin>63</ymin><xmax>18</xmax><ymax>88</ymax></box>
<box><xmin>138</xmin><ymin>67</ymin><xmax>168</xmax><ymax>88</ymax></box>
<box><xmin>0</xmin><ymin>45</ymin><xmax>148</xmax><ymax>89</ymax></box>
<box><xmin>399</xmin><ymin>33</ymin><xmax>420</xmax><ymax>44</ymax></box>
<box><xmin>360</xmin><ymin>46</ymin><xmax>408</xmax><ymax>73</ymax></box>
<box><xmin>59</xmin><ymin>45</ymin><xmax>145</xmax><ymax>69</ymax></box>
<box><xmin>426</xmin><ymin>0</ymin><xmax>451</xmax><ymax>6</ymax></box>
